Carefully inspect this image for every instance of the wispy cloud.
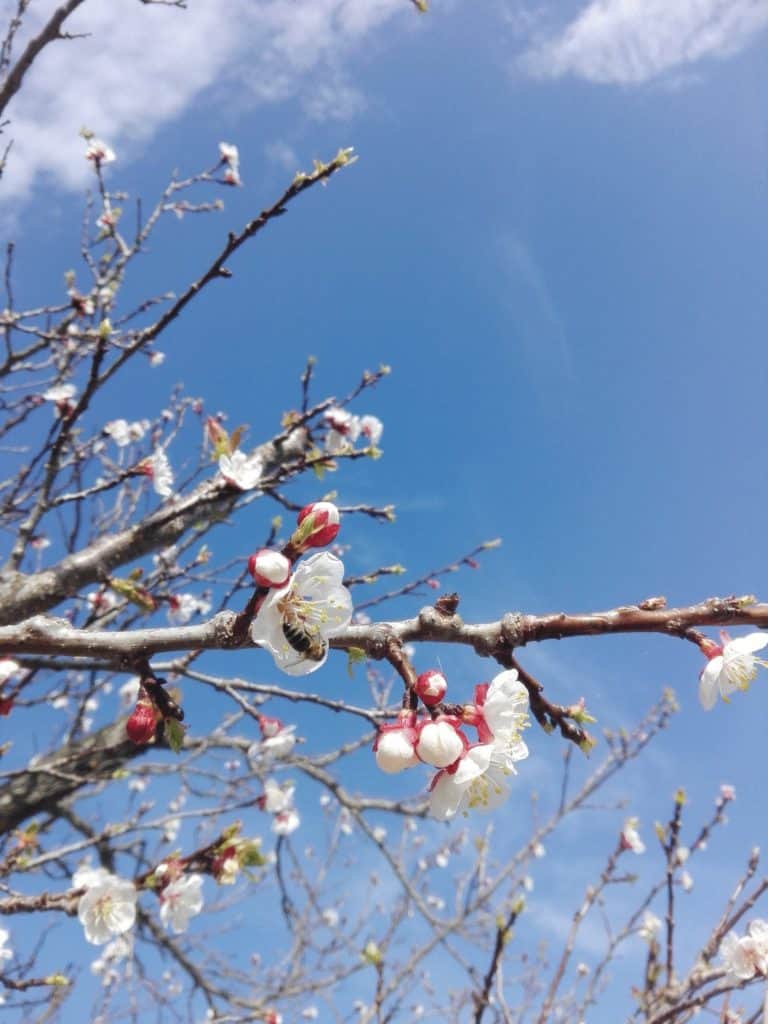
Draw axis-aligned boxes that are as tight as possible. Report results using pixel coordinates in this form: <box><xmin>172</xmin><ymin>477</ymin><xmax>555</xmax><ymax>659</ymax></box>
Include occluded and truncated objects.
<box><xmin>519</xmin><ymin>0</ymin><xmax>768</xmax><ymax>85</ymax></box>
<box><xmin>0</xmin><ymin>0</ymin><xmax>409</xmax><ymax>202</ymax></box>
<box><xmin>497</xmin><ymin>233</ymin><xmax>573</xmax><ymax>390</ymax></box>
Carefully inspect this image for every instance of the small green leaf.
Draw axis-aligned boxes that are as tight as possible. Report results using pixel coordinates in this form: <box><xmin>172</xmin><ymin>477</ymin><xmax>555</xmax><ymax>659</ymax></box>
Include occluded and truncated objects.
<box><xmin>165</xmin><ymin>718</ymin><xmax>186</xmax><ymax>755</ymax></box>
<box><xmin>347</xmin><ymin>647</ymin><xmax>367</xmax><ymax>678</ymax></box>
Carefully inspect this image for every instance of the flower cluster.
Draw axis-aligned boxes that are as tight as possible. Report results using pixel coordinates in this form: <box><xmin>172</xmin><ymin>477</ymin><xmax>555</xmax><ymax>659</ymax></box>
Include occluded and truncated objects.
<box><xmin>219</xmin><ymin>448</ymin><xmax>263</xmax><ymax>490</ymax></box>
<box><xmin>219</xmin><ymin>141</ymin><xmax>242</xmax><ymax>186</ymax></box>
<box><xmin>247</xmin><ymin>503</ymin><xmax>352</xmax><ymax>676</ymax></box>
<box><xmin>323</xmin><ymin>407</ymin><xmax>383</xmax><ymax>453</ymax></box>
<box><xmin>210</xmin><ymin>829</ymin><xmax>267</xmax><ymax>886</ymax></box>
<box><xmin>103</xmin><ymin>418</ymin><xmax>149</xmax><ymax>447</ymax></box>
<box><xmin>373</xmin><ymin>669</ymin><xmax>531</xmax><ymax>820</ymax></box>
<box><xmin>720</xmin><ymin>918</ymin><xmax>768</xmax><ymax>981</ymax></box>
<box><xmin>167</xmin><ymin>592</ymin><xmax>212</xmax><ymax>625</ymax></box>
<box><xmin>258</xmin><ymin>778</ymin><xmax>301</xmax><ymax>835</ymax></box>
<box><xmin>74</xmin><ymin>865</ymin><xmax>137</xmax><ymax>946</ymax></box>
<box><xmin>698</xmin><ymin>631</ymin><xmax>768</xmax><ymax>710</ymax></box>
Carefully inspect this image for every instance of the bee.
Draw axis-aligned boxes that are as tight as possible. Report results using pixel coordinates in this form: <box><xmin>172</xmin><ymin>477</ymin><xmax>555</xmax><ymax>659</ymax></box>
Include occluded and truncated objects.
<box><xmin>282</xmin><ymin>611</ymin><xmax>327</xmax><ymax>663</ymax></box>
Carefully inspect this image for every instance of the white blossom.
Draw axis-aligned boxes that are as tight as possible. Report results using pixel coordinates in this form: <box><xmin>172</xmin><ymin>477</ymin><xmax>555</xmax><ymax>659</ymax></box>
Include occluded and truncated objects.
<box><xmin>160</xmin><ymin>875</ymin><xmax>204</xmax><ymax>934</ymax></box>
<box><xmin>219</xmin><ymin>449</ymin><xmax>264</xmax><ymax>490</ymax></box>
<box><xmin>359</xmin><ymin>414</ymin><xmax>383</xmax><ymax>445</ymax></box>
<box><xmin>638</xmin><ymin>910</ymin><xmax>662</xmax><ymax>942</ymax></box>
<box><xmin>0</xmin><ymin>927</ymin><xmax>12</xmax><ymax>961</ymax></box>
<box><xmin>43</xmin><ymin>383</ymin><xmax>76</xmax><ymax>404</ymax></box>
<box><xmin>148</xmin><ymin>350</ymin><xmax>165</xmax><ymax>367</ymax></box>
<box><xmin>272</xmin><ymin>808</ymin><xmax>301</xmax><ymax>835</ymax></box>
<box><xmin>621</xmin><ymin>818</ymin><xmax>645</xmax><ymax>854</ymax></box>
<box><xmin>470</xmin><ymin>669</ymin><xmax>530</xmax><ymax>760</ymax></box>
<box><xmin>720</xmin><ymin>920</ymin><xmax>768</xmax><ymax>981</ymax></box>
<box><xmin>147</xmin><ymin>449</ymin><xmax>174</xmax><ymax>498</ymax></box>
<box><xmin>86</xmin><ymin>139</ymin><xmax>116</xmax><ymax>164</ymax></box>
<box><xmin>429</xmin><ymin>744</ymin><xmax>522</xmax><ymax>821</ymax></box>
<box><xmin>260</xmin><ymin>778</ymin><xmax>295</xmax><ymax>814</ymax></box>
<box><xmin>250</xmin><ymin>552</ymin><xmax>352</xmax><ymax>676</ymax></box>
<box><xmin>104</xmin><ymin>418</ymin><xmax>149</xmax><ymax>447</ymax></box>
<box><xmin>77</xmin><ymin>874</ymin><xmax>137</xmax><ymax>945</ymax></box>
<box><xmin>322</xmin><ymin>908</ymin><xmax>339</xmax><ymax>927</ymax></box>
<box><xmin>167</xmin><ymin>593</ymin><xmax>212</xmax><ymax>625</ymax></box>
<box><xmin>699</xmin><ymin>632</ymin><xmax>768</xmax><ymax>710</ymax></box>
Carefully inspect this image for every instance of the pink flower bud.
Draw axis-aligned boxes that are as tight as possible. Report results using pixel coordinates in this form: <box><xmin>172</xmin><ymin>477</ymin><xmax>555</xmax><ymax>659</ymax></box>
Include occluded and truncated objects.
<box><xmin>126</xmin><ymin>700</ymin><xmax>159</xmax><ymax>745</ymax></box>
<box><xmin>248</xmin><ymin>549</ymin><xmax>292</xmax><ymax>588</ymax></box>
<box><xmin>258</xmin><ymin>714</ymin><xmax>283</xmax><ymax>739</ymax></box>
<box><xmin>415</xmin><ymin>670</ymin><xmax>447</xmax><ymax>707</ymax></box>
<box><xmin>374</xmin><ymin>713</ymin><xmax>418</xmax><ymax>774</ymax></box>
<box><xmin>296</xmin><ymin>501</ymin><xmax>340</xmax><ymax>549</ymax></box>
<box><xmin>416</xmin><ymin>716</ymin><xmax>467</xmax><ymax>768</ymax></box>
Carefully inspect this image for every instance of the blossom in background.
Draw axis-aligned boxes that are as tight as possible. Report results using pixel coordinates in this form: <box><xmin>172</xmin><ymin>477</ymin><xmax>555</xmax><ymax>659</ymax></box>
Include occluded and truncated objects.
<box><xmin>76</xmin><ymin>869</ymin><xmax>137</xmax><ymax>945</ymax></box>
<box><xmin>90</xmin><ymin>935</ymin><xmax>133</xmax><ymax>985</ymax></box>
<box><xmin>167</xmin><ymin>593</ymin><xmax>212</xmax><ymax>625</ymax></box>
<box><xmin>103</xmin><ymin>418</ymin><xmax>149</xmax><ymax>447</ymax></box>
<box><xmin>142</xmin><ymin>449</ymin><xmax>174</xmax><ymax>498</ymax></box>
<box><xmin>85</xmin><ymin>139</ymin><xmax>116</xmax><ymax>164</ymax></box>
<box><xmin>160</xmin><ymin>875</ymin><xmax>204</xmax><ymax>934</ymax></box>
<box><xmin>248</xmin><ymin>715</ymin><xmax>297</xmax><ymax>760</ymax></box>
<box><xmin>119</xmin><ymin>677</ymin><xmax>140</xmax><ymax>710</ymax></box>
<box><xmin>250</xmin><ymin>552</ymin><xmax>352</xmax><ymax>675</ymax></box>
<box><xmin>0</xmin><ymin>926</ymin><xmax>12</xmax><ymax>961</ymax></box>
<box><xmin>148</xmin><ymin>350</ymin><xmax>165</xmax><ymax>367</ymax></box>
<box><xmin>219</xmin><ymin>141</ymin><xmax>242</xmax><ymax>186</ymax></box>
<box><xmin>323</xmin><ymin>407</ymin><xmax>383</xmax><ymax>453</ymax></box>
<box><xmin>42</xmin><ymin>382</ymin><xmax>77</xmax><ymax>417</ymax></box>
<box><xmin>620</xmin><ymin>818</ymin><xmax>645</xmax><ymax>854</ymax></box>
<box><xmin>638</xmin><ymin>910</ymin><xmax>662</xmax><ymax>942</ymax></box>
<box><xmin>720</xmin><ymin>919</ymin><xmax>768</xmax><ymax>981</ymax></box>
<box><xmin>86</xmin><ymin>589</ymin><xmax>118</xmax><ymax>615</ymax></box>
<box><xmin>698</xmin><ymin>632</ymin><xmax>768</xmax><ymax>710</ymax></box>
<box><xmin>272</xmin><ymin>808</ymin><xmax>300</xmax><ymax>836</ymax></box>
<box><xmin>219</xmin><ymin>449</ymin><xmax>263</xmax><ymax>490</ymax></box>
<box><xmin>259</xmin><ymin>778</ymin><xmax>295</xmax><ymax>815</ymax></box>
<box><xmin>429</xmin><ymin>744</ymin><xmax>521</xmax><ymax>820</ymax></box>
<box><xmin>359</xmin><ymin>414</ymin><xmax>383</xmax><ymax>446</ymax></box>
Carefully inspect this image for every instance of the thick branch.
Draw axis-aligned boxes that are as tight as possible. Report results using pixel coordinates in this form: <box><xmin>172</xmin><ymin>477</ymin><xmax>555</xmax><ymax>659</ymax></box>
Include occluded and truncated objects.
<box><xmin>0</xmin><ymin>594</ymin><xmax>763</xmax><ymax>660</ymax></box>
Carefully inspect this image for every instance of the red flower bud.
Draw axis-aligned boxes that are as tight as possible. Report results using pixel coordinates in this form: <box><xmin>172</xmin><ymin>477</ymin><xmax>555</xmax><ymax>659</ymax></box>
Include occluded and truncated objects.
<box><xmin>415</xmin><ymin>669</ymin><xmax>448</xmax><ymax>707</ymax></box>
<box><xmin>295</xmin><ymin>501</ymin><xmax>340</xmax><ymax>549</ymax></box>
<box><xmin>248</xmin><ymin>549</ymin><xmax>291</xmax><ymax>588</ymax></box>
<box><xmin>126</xmin><ymin>700</ymin><xmax>159</xmax><ymax>745</ymax></box>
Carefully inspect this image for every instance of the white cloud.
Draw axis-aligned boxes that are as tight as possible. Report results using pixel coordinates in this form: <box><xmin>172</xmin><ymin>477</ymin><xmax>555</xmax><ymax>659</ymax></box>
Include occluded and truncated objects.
<box><xmin>519</xmin><ymin>0</ymin><xmax>768</xmax><ymax>85</ymax></box>
<box><xmin>264</xmin><ymin>140</ymin><xmax>300</xmax><ymax>172</ymax></box>
<box><xmin>0</xmin><ymin>0</ymin><xmax>407</xmax><ymax>202</ymax></box>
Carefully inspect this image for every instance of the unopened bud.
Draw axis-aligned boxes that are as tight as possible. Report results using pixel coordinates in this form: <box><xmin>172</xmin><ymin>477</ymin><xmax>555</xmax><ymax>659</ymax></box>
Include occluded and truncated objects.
<box><xmin>248</xmin><ymin>549</ymin><xmax>291</xmax><ymax>588</ymax></box>
<box><xmin>416</xmin><ymin>716</ymin><xmax>466</xmax><ymax>768</ymax></box>
<box><xmin>126</xmin><ymin>700</ymin><xmax>159</xmax><ymax>745</ymax></box>
<box><xmin>294</xmin><ymin>501</ymin><xmax>340</xmax><ymax>549</ymax></box>
<box><xmin>415</xmin><ymin>670</ymin><xmax>447</xmax><ymax>707</ymax></box>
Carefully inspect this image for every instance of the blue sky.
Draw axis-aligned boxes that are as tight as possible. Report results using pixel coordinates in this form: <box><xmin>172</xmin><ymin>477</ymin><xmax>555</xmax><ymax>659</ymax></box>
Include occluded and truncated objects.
<box><xmin>4</xmin><ymin>0</ymin><xmax>768</xmax><ymax>1019</ymax></box>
